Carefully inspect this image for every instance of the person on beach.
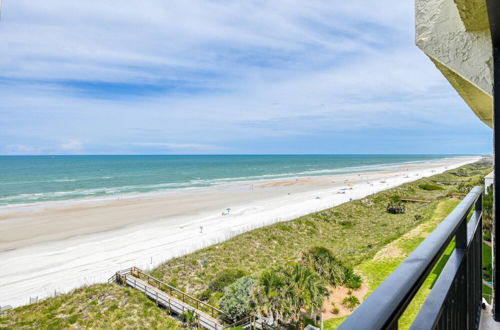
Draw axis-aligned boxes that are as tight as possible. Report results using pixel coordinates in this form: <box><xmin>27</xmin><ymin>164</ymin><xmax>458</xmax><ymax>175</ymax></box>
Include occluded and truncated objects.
<box><xmin>200</xmin><ymin>226</ymin><xmax>203</xmax><ymax>233</ymax></box>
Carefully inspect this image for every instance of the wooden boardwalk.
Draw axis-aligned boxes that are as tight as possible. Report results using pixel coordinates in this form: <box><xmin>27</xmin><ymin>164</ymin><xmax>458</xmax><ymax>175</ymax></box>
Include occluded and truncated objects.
<box><xmin>400</xmin><ymin>198</ymin><xmax>432</xmax><ymax>203</ymax></box>
<box><xmin>124</xmin><ymin>274</ymin><xmax>223</xmax><ymax>329</ymax></box>
<box><xmin>112</xmin><ymin>268</ymin><xmax>224</xmax><ymax>330</ymax></box>
<box><xmin>110</xmin><ymin>267</ymin><xmax>272</xmax><ymax>329</ymax></box>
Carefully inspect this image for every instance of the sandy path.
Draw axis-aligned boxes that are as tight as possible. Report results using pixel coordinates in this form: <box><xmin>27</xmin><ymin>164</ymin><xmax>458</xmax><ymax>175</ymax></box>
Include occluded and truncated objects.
<box><xmin>0</xmin><ymin>156</ymin><xmax>480</xmax><ymax>308</ymax></box>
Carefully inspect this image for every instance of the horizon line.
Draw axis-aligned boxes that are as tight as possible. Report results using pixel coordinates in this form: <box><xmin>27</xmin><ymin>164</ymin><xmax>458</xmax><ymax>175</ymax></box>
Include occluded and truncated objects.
<box><xmin>0</xmin><ymin>153</ymin><xmax>485</xmax><ymax>157</ymax></box>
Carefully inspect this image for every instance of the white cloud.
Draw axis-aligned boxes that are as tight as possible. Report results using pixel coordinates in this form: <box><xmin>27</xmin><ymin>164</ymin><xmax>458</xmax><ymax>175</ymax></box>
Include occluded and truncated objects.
<box><xmin>0</xmin><ymin>0</ymin><xmax>491</xmax><ymax>154</ymax></box>
<box><xmin>60</xmin><ymin>139</ymin><xmax>84</xmax><ymax>153</ymax></box>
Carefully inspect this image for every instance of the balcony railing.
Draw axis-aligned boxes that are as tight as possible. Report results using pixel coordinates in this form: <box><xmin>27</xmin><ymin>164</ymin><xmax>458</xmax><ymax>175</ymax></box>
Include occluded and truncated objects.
<box><xmin>340</xmin><ymin>186</ymin><xmax>484</xmax><ymax>329</ymax></box>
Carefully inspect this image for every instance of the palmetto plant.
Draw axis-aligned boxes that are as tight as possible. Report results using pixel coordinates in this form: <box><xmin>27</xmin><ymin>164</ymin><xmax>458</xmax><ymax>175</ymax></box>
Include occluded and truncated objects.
<box><xmin>285</xmin><ymin>263</ymin><xmax>327</xmax><ymax>318</ymax></box>
<box><xmin>253</xmin><ymin>263</ymin><xmax>327</xmax><ymax>326</ymax></box>
<box><xmin>182</xmin><ymin>309</ymin><xmax>198</xmax><ymax>328</ymax></box>
<box><xmin>253</xmin><ymin>269</ymin><xmax>285</xmax><ymax>324</ymax></box>
<box><xmin>300</xmin><ymin>246</ymin><xmax>347</xmax><ymax>286</ymax></box>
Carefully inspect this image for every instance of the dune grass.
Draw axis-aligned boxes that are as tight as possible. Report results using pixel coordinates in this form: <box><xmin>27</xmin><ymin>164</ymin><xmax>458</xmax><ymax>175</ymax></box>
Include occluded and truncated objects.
<box><xmin>0</xmin><ymin>284</ymin><xmax>184</xmax><ymax>330</ymax></box>
<box><xmin>2</xmin><ymin>161</ymin><xmax>491</xmax><ymax>329</ymax></box>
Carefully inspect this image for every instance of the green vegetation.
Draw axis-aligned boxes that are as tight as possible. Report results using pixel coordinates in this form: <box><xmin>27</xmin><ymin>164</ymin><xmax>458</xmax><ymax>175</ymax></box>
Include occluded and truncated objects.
<box><xmin>253</xmin><ymin>262</ymin><xmax>327</xmax><ymax>326</ymax></box>
<box><xmin>342</xmin><ymin>295</ymin><xmax>360</xmax><ymax>310</ymax></box>
<box><xmin>483</xmin><ymin>242</ymin><xmax>492</xmax><ymax>282</ymax></box>
<box><xmin>357</xmin><ymin>197</ymin><xmax>461</xmax><ymax>329</ymax></box>
<box><xmin>219</xmin><ymin>276</ymin><xmax>256</xmax><ymax>322</ymax></box>
<box><xmin>418</xmin><ymin>182</ymin><xmax>444</xmax><ymax>191</ymax></box>
<box><xmin>331</xmin><ymin>302</ymin><xmax>340</xmax><ymax>315</ymax></box>
<box><xmin>181</xmin><ymin>309</ymin><xmax>198</xmax><ymax>328</ymax></box>
<box><xmin>219</xmin><ymin>247</ymin><xmax>358</xmax><ymax>327</ymax></box>
<box><xmin>386</xmin><ymin>195</ymin><xmax>406</xmax><ymax>214</ymax></box>
<box><xmin>484</xmin><ymin>284</ymin><xmax>493</xmax><ymax>304</ymax></box>
<box><xmin>483</xmin><ymin>242</ymin><xmax>493</xmax><ymax>304</ymax></box>
<box><xmin>300</xmin><ymin>246</ymin><xmax>361</xmax><ymax>289</ymax></box>
<box><xmin>2</xmin><ymin>160</ymin><xmax>491</xmax><ymax>329</ymax></box>
<box><xmin>151</xmin><ymin>162</ymin><xmax>490</xmax><ymax>300</ymax></box>
<box><xmin>483</xmin><ymin>185</ymin><xmax>493</xmax><ymax>241</ymax></box>
<box><xmin>324</xmin><ymin>316</ymin><xmax>348</xmax><ymax>329</ymax></box>
<box><xmin>0</xmin><ymin>284</ymin><xmax>184</xmax><ymax>329</ymax></box>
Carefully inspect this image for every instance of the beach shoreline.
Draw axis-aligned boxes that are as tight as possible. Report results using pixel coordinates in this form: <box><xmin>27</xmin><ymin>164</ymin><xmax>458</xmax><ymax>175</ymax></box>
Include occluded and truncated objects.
<box><xmin>0</xmin><ymin>156</ymin><xmax>481</xmax><ymax>308</ymax></box>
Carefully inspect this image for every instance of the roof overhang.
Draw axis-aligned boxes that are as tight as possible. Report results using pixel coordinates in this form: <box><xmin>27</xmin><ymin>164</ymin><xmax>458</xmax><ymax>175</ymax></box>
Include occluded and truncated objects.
<box><xmin>416</xmin><ymin>0</ymin><xmax>493</xmax><ymax>127</ymax></box>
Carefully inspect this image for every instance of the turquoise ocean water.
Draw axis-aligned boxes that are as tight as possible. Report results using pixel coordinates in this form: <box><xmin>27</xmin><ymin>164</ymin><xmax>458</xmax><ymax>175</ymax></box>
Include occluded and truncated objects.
<box><xmin>0</xmin><ymin>155</ymin><xmax>463</xmax><ymax>206</ymax></box>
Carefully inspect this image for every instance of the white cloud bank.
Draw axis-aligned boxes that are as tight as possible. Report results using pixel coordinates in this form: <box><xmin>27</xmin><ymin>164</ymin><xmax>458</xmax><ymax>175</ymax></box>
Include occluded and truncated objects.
<box><xmin>0</xmin><ymin>0</ymin><xmax>491</xmax><ymax>154</ymax></box>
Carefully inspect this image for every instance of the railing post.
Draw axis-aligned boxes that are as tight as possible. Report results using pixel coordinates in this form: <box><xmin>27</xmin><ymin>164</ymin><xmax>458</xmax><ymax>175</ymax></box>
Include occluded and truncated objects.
<box><xmin>458</xmin><ymin>212</ymin><xmax>469</xmax><ymax>328</ymax></box>
<box><xmin>456</xmin><ymin>215</ymin><xmax>467</xmax><ymax>250</ymax></box>
<box><xmin>476</xmin><ymin>192</ymin><xmax>483</xmax><ymax>214</ymax></box>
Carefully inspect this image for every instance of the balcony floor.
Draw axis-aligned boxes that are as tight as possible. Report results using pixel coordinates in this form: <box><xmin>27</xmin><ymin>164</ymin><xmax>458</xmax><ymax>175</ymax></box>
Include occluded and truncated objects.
<box><xmin>480</xmin><ymin>304</ymin><xmax>500</xmax><ymax>330</ymax></box>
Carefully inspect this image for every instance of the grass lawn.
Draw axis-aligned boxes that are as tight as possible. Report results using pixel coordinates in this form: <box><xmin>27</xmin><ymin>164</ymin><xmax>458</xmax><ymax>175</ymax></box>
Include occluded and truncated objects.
<box><xmin>337</xmin><ymin>198</ymin><xmax>460</xmax><ymax>330</ymax></box>
<box><xmin>483</xmin><ymin>242</ymin><xmax>493</xmax><ymax>303</ymax></box>
<box><xmin>324</xmin><ymin>316</ymin><xmax>348</xmax><ymax>329</ymax></box>
<box><xmin>484</xmin><ymin>284</ymin><xmax>493</xmax><ymax>304</ymax></box>
<box><xmin>328</xmin><ymin>184</ymin><xmax>489</xmax><ymax>328</ymax></box>
<box><xmin>484</xmin><ymin>242</ymin><xmax>492</xmax><ymax>267</ymax></box>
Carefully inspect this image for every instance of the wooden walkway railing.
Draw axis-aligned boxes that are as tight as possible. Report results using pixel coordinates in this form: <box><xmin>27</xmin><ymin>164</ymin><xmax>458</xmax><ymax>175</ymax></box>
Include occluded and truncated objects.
<box><xmin>133</xmin><ymin>267</ymin><xmax>225</xmax><ymax>319</ymax></box>
<box><xmin>109</xmin><ymin>267</ymin><xmax>274</xmax><ymax>329</ymax></box>
<box><xmin>110</xmin><ymin>267</ymin><xmax>224</xmax><ymax>330</ymax></box>
<box><xmin>400</xmin><ymin>198</ymin><xmax>432</xmax><ymax>203</ymax></box>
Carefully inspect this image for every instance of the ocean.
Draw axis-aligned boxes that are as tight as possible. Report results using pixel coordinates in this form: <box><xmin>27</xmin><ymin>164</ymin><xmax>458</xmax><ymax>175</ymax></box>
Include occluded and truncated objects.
<box><xmin>0</xmin><ymin>155</ymin><xmax>462</xmax><ymax>206</ymax></box>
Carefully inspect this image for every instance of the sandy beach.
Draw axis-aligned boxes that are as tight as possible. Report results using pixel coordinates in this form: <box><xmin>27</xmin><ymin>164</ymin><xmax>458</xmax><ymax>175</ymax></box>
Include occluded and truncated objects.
<box><xmin>0</xmin><ymin>156</ymin><xmax>481</xmax><ymax>308</ymax></box>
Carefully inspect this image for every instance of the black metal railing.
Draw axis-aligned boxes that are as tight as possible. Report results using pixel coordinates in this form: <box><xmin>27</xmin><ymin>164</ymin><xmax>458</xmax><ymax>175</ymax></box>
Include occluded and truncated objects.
<box><xmin>340</xmin><ymin>186</ymin><xmax>483</xmax><ymax>329</ymax></box>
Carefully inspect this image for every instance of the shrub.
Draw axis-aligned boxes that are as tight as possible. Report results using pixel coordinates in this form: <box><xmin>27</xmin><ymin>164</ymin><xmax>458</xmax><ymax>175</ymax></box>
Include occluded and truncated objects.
<box><xmin>198</xmin><ymin>289</ymin><xmax>211</xmax><ymax>301</ymax></box>
<box><xmin>301</xmin><ymin>247</ymin><xmax>347</xmax><ymax>286</ymax></box>
<box><xmin>219</xmin><ymin>276</ymin><xmax>256</xmax><ymax>322</ymax></box>
<box><xmin>181</xmin><ymin>309</ymin><xmax>198</xmax><ymax>327</ymax></box>
<box><xmin>418</xmin><ymin>182</ymin><xmax>443</xmax><ymax>191</ymax></box>
<box><xmin>344</xmin><ymin>269</ymin><xmax>362</xmax><ymax>290</ymax></box>
<box><xmin>209</xmin><ymin>292</ymin><xmax>224</xmax><ymax>307</ymax></box>
<box><xmin>339</xmin><ymin>220</ymin><xmax>355</xmax><ymax>228</ymax></box>
<box><xmin>390</xmin><ymin>195</ymin><xmax>401</xmax><ymax>203</ymax></box>
<box><xmin>342</xmin><ymin>296</ymin><xmax>360</xmax><ymax>310</ymax></box>
<box><xmin>386</xmin><ymin>201</ymin><xmax>405</xmax><ymax>214</ymax></box>
<box><xmin>168</xmin><ymin>277</ymin><xmax>179</xmax><ymax>287</ymax></box>
<box><xmin>451</xmin><ymin>169</ymin><xmax>468</xmax><ymax>177</ymax></box>
<box><xmin>301</xmin><ymin>247</ymin><xmax>363</xmax><ymax>290</ymax></box>
<box><xmin>208</xmin><ymin>269</ymin><xmax>247</xmax><ymax>292</ymax></box>
<box><xmin>332</xmin><ymin>307</ymin><xmax>340</xmax><ymax>315</ymax></box>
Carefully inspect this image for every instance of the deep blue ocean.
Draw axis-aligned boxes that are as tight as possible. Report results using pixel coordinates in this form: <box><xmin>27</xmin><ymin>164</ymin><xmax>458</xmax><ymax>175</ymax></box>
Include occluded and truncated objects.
<box><xmin>0</xmin><ymin>155</ymin><xmax>462</xmax><ymax>206</ymax></box>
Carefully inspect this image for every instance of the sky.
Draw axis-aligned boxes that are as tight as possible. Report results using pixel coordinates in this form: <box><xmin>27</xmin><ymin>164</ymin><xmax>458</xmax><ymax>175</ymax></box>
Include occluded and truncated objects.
<box><xmin>0</xmin><ymin>0</ymin><xmax>493</xmax><ymax>155</ymax></box>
